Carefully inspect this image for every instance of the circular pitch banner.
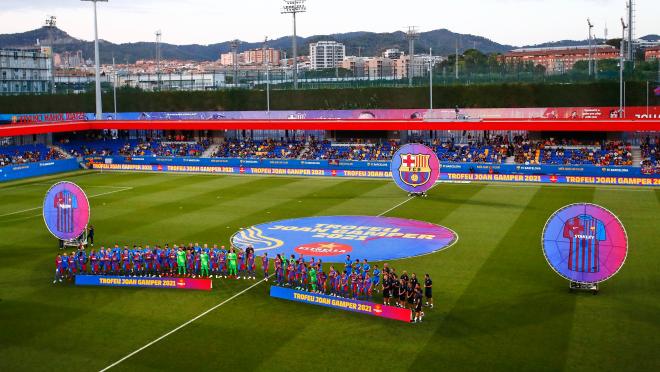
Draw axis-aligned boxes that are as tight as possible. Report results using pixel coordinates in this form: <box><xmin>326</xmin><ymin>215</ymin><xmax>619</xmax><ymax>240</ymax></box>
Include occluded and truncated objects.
<box><xmin>391</xmin><ymin>143</ymin><xmax>440</xmax><ymax>193</ymax></box>
<box><xmin>42</xmin><ymin>182</ymin><xmax>90</xmax><ymax>240</ymax></box>
<box><xmin>231</xmin><ymin>216</ymin><xmax>458</xmax><ymax>263</ymax></box>
<box><xmin>542</xmin><ymin>203</ymin><xmax>628</xmax><ymax>284</ymax></box>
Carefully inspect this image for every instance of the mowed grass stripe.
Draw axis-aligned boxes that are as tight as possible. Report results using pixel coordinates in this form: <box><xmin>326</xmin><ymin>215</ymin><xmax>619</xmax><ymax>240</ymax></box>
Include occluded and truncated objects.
<box><xmin>563</xmin><ymin>188</ymin><xmax>660</xmax><ymax>372</ymax></box>
<box><xmin>410</xmin><ymin>186</ymin><xmax>596</xmax><ymax>371</ymax></box>
<box><xmin>176</xmin><ymin>178</ymin><xmax>388</xmax><ymax>243</ymax></box>
<box><xmin>90</xmin><ymin>176</ymin><xmax>289</xmax><ymax>243</ymax></box>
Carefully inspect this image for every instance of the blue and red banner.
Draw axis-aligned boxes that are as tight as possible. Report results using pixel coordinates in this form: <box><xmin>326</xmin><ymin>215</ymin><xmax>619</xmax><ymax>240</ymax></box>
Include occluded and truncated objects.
<box><xmin>75</xmin><ymin>275</ymin><xmax>213</xmax><ymax>291</ymax></box>
<box><xmin>269</xmin><ymin>286</ymin><xmax>411</xmax><ymax>322</ymax></box>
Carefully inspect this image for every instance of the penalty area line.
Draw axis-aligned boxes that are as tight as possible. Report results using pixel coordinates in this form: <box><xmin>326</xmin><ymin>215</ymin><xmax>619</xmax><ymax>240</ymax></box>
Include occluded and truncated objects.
<box><xmin>99</xmin><ymin>277</ymin><xmax>271</xmax><ymax>372</ymax></box>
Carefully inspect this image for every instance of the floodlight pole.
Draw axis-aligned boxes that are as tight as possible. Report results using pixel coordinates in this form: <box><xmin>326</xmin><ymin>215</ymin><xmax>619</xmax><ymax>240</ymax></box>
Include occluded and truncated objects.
<box><xmin>82</xmin><ymin>0</ymin><xmax>107</xmax><ymax>120</ymax></box>
<box><xmin>587</xmin><ymin>18</ymin><xmax>594</xmax><ymax>76</ymax></box>
<box><xmin>112</xmin><ymin>56</ymin><xmax>117</xmax><ymax>116</ymax></box>
<box><xmin>264</xmin><ymin>36</ymin><xmax>270</xmax><ymax>117</ymax></box>
<box><xmin>429</xmin><ymin>47</ymin><xmax>433</xmax><ymax>111</ymax></box>
<box><xmin>620</xmin><ymin>18</ymin><xmax>627</xmax><ymax>117</ymax></box>
<box><xmin>281</xmin><ymin>0</ymin><xmax>306</xmax><ymax>90</ymax></box>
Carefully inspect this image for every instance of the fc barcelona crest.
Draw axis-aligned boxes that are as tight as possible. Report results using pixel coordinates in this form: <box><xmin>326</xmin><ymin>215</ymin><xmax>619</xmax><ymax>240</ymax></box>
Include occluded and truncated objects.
<box><xmin>399</xmin><ymin>153</ymin><xmax>432</xmax><ymax>187</ymax></box>
<box><xmin>391</xmin><ymin>144</ymin><xmax>440</xmax><ymax>193</ymax></box>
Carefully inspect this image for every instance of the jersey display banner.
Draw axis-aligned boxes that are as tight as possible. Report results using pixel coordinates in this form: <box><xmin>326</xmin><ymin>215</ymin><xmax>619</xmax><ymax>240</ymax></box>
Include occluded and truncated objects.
<box><xmin>542</xmin><ymin>203</ymin><xmax>628</xmax><ymax>284</ymax></box>
<box><xmin>42</xmin><ymin>182</ymin><xmax>90</xmax><ymax>240</ymax></box>
<box><xmin>270</xmin><ymin>286</ymin><xmax>411</xmax><ymax>322</ymax></box>
<box><xmin>391</xmin><ymin>144</ymin><xmax>440</xmax><ymax>193</ymax></box>
<box><xmin>231</xmin><ymin>216</ymin><xmax>458</xmax><ymax>263</ymax></box>
<box><xmin>75</xmin><ymin>275</ymin><xmax>212</xmax><ymax>291</ymax></box>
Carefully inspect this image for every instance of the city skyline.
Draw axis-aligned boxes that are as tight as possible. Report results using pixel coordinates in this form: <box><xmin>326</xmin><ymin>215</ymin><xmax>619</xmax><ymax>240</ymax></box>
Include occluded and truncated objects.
<box><xmin>0</xmin><ymin>0</ymin><xmax>657</xmax><ymax>47</ymax></box>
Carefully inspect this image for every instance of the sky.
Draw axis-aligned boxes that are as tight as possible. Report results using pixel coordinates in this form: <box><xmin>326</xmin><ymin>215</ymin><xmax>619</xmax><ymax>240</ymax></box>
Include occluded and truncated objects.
<box><xmin>0</xmin><ymin>0</ymin><xmax>657</xmax><ymax>47</ymax></box>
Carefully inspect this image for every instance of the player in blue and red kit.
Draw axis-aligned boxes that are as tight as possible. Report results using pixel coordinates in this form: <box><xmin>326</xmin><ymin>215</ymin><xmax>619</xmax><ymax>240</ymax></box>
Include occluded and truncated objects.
<box><xmin>67</xmin><ymin>252</ymin><xmax>76</xmax><ymax>277</ymax></box>
<box><xmin>339</xmin><ymin>271</ymin><xmax>349</xmax><ymax>297</ymax></box>
<box><xmin>237</xmin><ymin>250</ymin><xmax>246</xmax><ymax>279</ymax></box>
<box><xmin>194</xmin><ymin>251</ymin><xmax>201</xmax><ymax>277</ymax></box>
<box><xmin>328</xmin><ymin>266</ymin><xmax>337</xmax><ymax>295</ymax></box>
<box><xmin>111</xmin><ymin>248</ymin><xmax>120</xmax><ymax>274</ymax></box>
<box><xmin>121</xmin><ymin>249</ymin><xmax>131</xmax><ymax>275</ymax></box>
<box><xmin>287</xmin><ymin>260</ymin><xmax>296</xmax><ymax>286</ymax></box>
<box><xmin>186</xmin><ymin>250</ymin><xmax>194</xmax><ymax>277</ymax></box>
<box><xmin>89</xmin><ymin>250</ymin><xmax>99</xmax><ymax>274</ymax></box>
<box><xmin>363</xmin><ymin>272</ymin><xmax>372</xmax><ymax>298</ymax></box>
<box><xmin>144</xmin><ymin>247</ymin><xmax>154</xmax><ymax>276</ymax></box>
<box><xmin>274</xmin><ymin>254</ymin><xmax>283</xmax><ymax>283</ymax></box>
<box><xmin>317</xmin><ymin>267</ymin><xmax>326</xmax><ymax>294</ymax></box>
<box><xmin>563</xmin><ymin>214</ymin><xmax>606</xmax><ymax>273</ymax></box>
<box><xmin>262</xmin><ymin>253</ymin><xmax>270</xmax><ymax>281</ymax></box>
<box><xmin>219</xmin><ymin>249</ymin><xmax>227</xmax><ymax>278</ymax></box>
<box><xmin>132</xmin><ymin>249</ymin><xmax>143</xmax><ymax>277</ymax></box>
<box><xmin>247</xmin><ymin>252</ymin><xmax>256</xmax><ymax>279</ymax></box>
<box><xmin>54</xmin><ymin>254</ymin><xmax>64</xmax><ymax>283</ymax></box>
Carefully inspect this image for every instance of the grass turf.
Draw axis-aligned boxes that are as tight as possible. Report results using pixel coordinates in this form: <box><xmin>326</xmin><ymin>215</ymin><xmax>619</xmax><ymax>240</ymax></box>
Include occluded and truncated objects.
<box><xmin>0</xmin><ymin>171</ymin><xmax>658</xmax><ymax>372</ymax></box>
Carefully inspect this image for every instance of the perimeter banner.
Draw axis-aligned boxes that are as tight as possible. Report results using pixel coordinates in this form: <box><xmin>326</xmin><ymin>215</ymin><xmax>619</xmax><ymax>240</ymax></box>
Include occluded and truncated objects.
<box><xmin>75</xmin><ymin>275</ymin><xmax>212</xmax><ymax>291</ymax></box>
<box><xmin>270</xmin><ymin>286</ymin><xmax>412</xmax><ymax>322</ymax></box>
<box><xmin>91</xmin><ymin>163</ymin><xmax>660</xmax><ymax>186</ymax></box>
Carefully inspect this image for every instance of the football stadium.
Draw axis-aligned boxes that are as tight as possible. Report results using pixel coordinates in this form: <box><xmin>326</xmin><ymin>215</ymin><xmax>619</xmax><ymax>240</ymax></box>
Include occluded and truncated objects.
<box><xmin>1</xmin><ymin>1</ymin><xmax>660</xmax><ymax>371</ymax></box>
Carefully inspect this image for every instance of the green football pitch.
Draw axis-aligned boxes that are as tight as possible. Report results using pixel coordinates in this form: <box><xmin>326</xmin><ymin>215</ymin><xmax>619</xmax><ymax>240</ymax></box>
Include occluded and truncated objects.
<box><xmin>1</xmin><ymin>170</ymin><xmax>658</xmax><ymax>372</ymax></box>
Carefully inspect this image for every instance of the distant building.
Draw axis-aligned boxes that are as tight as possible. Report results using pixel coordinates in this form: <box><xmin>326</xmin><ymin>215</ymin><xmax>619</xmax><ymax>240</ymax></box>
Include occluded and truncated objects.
<box><xmin>501</xmin><ymin>45</ymin><xmax>619</xmax><ymax>74</ymax></box>
<box><xmin>309</xmin><ymin>41</ymin><xmax>345</xmax><ymax>70</ymax></box>
<box><xmin>365</xmin><ymin>57</ymin><xmax>396</xmax><ymax>78</ymax></box>
<box><xmin>341</xmin><ymin>56</ymin><xmax>366</xmax><ymax>77</ymax></box>
<box><xmin>54</xmin><ymin>50</ymin><xmax>84</xmax><ymax>68</ymax></box>
<box><xmin>394</xmin><ymin>55</ymin><xmax>430</xmax><ymax>79</ymax></box>
<box><xmin>382</xmin><ymin>48</ymin><xmax>403</xmax><ymax>59</ymax></box>
<box><xmin>220</xmin><ymin>52</ymin><xmax>244</xmax><ymax>66</ymax></box>
<box><xmin>243</xmin><ymin>48</ymin><xmax>282</xmax><ymax>66</ymax></box>
<box><xmin>644</xmin><ymin>46</ymin><xmax>660</xmax><ymax>61</ymax></box>
<box><xmin>0</xmin><ymin>48</ymin><xmax>53</xmax><ymax>95</ymax></box>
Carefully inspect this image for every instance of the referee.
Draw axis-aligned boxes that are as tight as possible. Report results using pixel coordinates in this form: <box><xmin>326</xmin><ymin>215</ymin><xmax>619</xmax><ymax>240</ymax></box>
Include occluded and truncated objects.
<box><xmin>87</xmin><ymin>225</ymin><xmax>95</xmax><ymax>246</ymax></box>
<box><xmin>424</xmin><ymin>274</ymin><xmax>433</xmax><ymax>308</ymax></box>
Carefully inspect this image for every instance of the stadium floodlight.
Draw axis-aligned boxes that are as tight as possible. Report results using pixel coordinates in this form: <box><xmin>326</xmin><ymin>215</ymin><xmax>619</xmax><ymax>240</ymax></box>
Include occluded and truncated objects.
<box><xmin>587</xmin><ymin>18</ymin><xmax>594</xmax><ymax>76</ymax></box>
<box><xmin>281</xmin><ymin>0</ymin><xmax>306</xmax><ymax>90</ymax></box>
<box><xmin>81</xmin><ymin>0</ymin><xmax>108</xmax><ymax>120</ymax></box>
<box><xmin>620</xmin><ymin>17</ymin><xmax>627</xmax><ymax>117</ymax></box>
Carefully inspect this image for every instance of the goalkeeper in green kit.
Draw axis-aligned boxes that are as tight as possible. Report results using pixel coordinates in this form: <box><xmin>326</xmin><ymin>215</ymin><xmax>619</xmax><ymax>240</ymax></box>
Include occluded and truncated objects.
<box><xmin>176</xmin><ymin>246</ymin><xmax>186</xmax><ymax>276</ymax></box>
<box><xmin>227</xmin><ymin>248</ymin><xmax>238</xmax><ymax>279</ymax></box>
<box><xmin>200</xmin><ymin>250</ymin><xmax>210</xmax><ymax>277</ymax></box>
<box><xmin>309</xmin><ymin>265</ymin><xmax>317</xmax><ymax>292</ymax></box>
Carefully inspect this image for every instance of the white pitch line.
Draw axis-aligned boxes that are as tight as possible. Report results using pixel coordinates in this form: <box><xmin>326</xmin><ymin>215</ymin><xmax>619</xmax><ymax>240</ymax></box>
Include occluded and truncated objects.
<box><xmin>378</xmin><ymin>183</ymin><xmax>439</xmax><ymax>217</ymax></box>
<box><xmin>33</xmin><ymin>183</ymin><xmax>133</xmax><ymax>189</ymax></box>
<box><xmin>99</xmin><ymin>187</ymin><xmax>424</xmax><ymax>371</ymax></box>
<box><xmin>99</xmin><ymin>277</ymin><xmax>270</xmax><ymax>372</ymax></box>
<box><xmin>0</xmin><ymin>187</ymin><xmax>133</xmax><ymax>218</ymax></box>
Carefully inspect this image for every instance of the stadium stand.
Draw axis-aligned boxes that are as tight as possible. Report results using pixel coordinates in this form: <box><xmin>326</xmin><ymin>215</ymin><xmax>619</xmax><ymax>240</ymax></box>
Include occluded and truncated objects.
<box><xmin>0</xmin><ymin>144</ymin><xmax>65</xmax><ymax>167</ymax></box>
<box><xmin>45</xmin><ymin>134</ymin><xmax>647</xmax><ymax>168</ymax></box>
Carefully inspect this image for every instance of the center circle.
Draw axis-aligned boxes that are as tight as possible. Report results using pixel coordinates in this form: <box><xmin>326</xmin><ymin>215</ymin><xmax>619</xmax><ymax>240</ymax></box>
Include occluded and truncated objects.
<box><xmin>231</xmin><ymin>215</ymin><xmax>458</xmax><ymax>263</ymax></box>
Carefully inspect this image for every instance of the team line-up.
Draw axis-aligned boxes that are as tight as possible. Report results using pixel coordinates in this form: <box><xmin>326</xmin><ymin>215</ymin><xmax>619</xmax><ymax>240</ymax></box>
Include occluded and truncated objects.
<box><xmin>54</xmin><ymin>243</ymin><xmax>434</xmax><ymax>322</ymax></box>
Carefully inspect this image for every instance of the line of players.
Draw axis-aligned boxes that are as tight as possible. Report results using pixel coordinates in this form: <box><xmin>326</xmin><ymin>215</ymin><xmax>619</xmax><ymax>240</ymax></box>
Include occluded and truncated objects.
<box><xmin>53</xmin><ymin>246</ymin><xmax>432</xmax><ymax>322</ymax></box>
<box><xmin>54</xmin><ymin>244</ymin><xmax>266</xmax><ymax>281</ymax></box>
<box><xmin>272</xmin><ymin>254</ymin><xmax>433</xmax><ymax>306</ymax></box>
